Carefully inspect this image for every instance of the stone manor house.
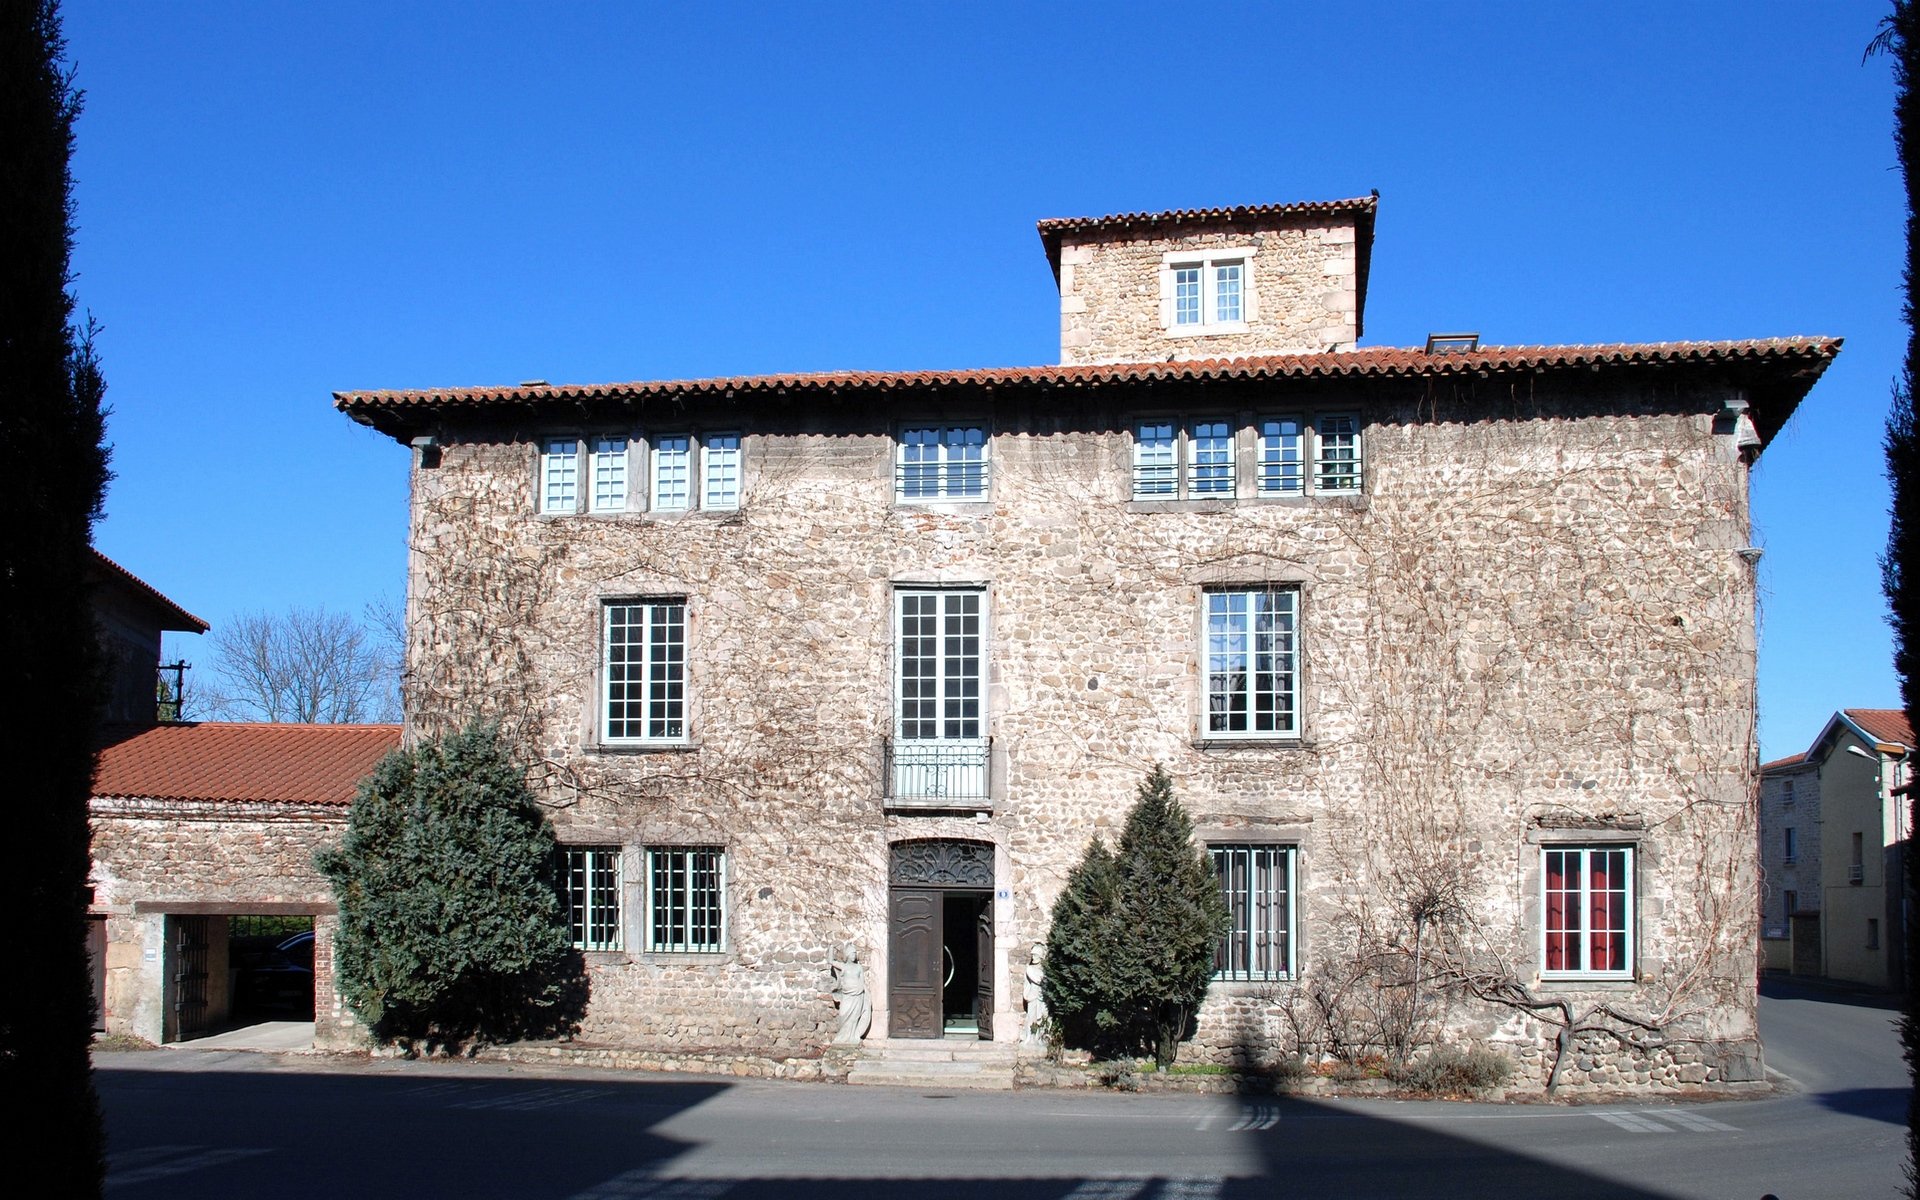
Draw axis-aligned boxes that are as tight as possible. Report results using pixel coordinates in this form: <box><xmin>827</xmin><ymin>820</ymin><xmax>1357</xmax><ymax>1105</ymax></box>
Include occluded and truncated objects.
<box><xmin>339</xmin><ymin>195</ymin><xmax>1837</xmax><ymax>1091</ymax></box>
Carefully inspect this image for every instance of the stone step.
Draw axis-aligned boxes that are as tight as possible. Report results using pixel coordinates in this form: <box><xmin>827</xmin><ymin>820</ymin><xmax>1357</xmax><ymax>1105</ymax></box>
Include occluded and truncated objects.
<box><xmin>865</xmin><ymin>1042</ymin><xmax>1018</xmax><ymax>1064</ymax></box>
<box><xmin>845</xmin><ymin>1060</ymin><xmax>1017</xmax><ymax>1091</ymax></box>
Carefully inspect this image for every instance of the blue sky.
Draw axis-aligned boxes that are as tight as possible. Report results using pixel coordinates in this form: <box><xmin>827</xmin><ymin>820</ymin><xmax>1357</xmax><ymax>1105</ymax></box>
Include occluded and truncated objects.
<box><xmin>69</xmin><ymin>1</ymin><xmax>1900</xmax><ymax>761</ymax></box>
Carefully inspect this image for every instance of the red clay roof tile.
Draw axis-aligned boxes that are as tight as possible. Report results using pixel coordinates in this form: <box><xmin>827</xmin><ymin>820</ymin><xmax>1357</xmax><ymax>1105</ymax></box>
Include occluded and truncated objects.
<box><xmin>93</xmin><ymin>722</ymin><xmax>401</xmax><ymax>806</ymax></box>
<box><xmin>335</xmin><ymin>338</ymin><xmax>1841</xmax><ymax>422</ymax></box>
<box><xmin>1760</xmin><ymin>752</ymin><xmax>1810</xmax><ymax>772</ymax></box>
<box><xmin>1845</xmin><ymin>708</ymin><xmax>1915</xmax><ymax>750</ymax></box>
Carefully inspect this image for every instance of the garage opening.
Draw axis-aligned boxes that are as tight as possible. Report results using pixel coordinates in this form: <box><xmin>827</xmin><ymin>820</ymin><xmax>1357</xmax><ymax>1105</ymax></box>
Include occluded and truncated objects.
<box><xmin>229</xmin><ymin>914</ymin><xmax>315</xmax><ymax>1024</ymax></box>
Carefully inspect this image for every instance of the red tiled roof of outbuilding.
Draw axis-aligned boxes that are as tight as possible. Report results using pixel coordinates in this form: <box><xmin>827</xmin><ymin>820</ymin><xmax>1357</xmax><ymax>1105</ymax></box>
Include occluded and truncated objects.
<box><xmin>1760</xmin><ymin>752</ymin><xmax>1810</xmax><ymax>772</ymax></box>
<box><xmin>1844</xmin><ymin>708</ymin><xmax>1915</xmax><ymax>750</ymax></box>
<box><xmin>93</xmin><ymin>722</ymin><xmax>401</xmax><ymax>806</ymax></box>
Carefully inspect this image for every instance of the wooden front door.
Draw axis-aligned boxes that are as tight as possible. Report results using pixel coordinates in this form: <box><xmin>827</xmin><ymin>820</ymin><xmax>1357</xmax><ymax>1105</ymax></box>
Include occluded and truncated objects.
<box><xmin>974</xmin><ymin>899</ymin><xmax>994</xmax><ymax>1040</ymax></box>
<box><xmin>889</xmin><ymin>888</ymin><xmax>942</xmax><ymax>1038</ymax></box>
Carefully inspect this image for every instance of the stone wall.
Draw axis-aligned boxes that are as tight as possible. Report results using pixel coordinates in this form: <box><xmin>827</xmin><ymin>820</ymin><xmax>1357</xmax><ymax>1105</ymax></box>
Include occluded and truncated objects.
<box><xmin>402</xmin><ymin>372</ymin><xmax>1764</xmax><ymax>1093</ymax></box>
<box><xmin>1056</xmin><ymin>215</ymin><xmax>1359</xmax><ymax>364</ymax></box>
<box><xmin>90</xmin><ymin>797</ymin><xmax>344</xmax><ymax>1044</ymax></box>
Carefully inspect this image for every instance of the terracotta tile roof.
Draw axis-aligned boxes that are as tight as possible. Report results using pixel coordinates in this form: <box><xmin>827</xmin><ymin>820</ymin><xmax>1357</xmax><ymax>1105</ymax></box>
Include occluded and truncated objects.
<box><xmin>337</xmin><ymin>338</ymin><xmax>1840</xmax><ymax>445</ymax></box>
<box><xmin>1760</xmin><ymin>752</ymin><xmax>1810</xmax><ymax>772</ymax></box>
<box><xmin>93</xmin><ymin>722</ymin><xmax>401</xmax><ymax>806</ymax></box>
<box><xmin>89</xmin><ymin>549</ymin><xmax>208</xmax><ymax>633</ymax></box>
<box><xmin>1035</xmin><ymin>194</ymin><xmax>1381</xmax><ymax>276</ymax></box>
<box><xmin>1845</xmin><ymin>708</ymin><xmax>1915</xmax><ymax>750</ymax></box>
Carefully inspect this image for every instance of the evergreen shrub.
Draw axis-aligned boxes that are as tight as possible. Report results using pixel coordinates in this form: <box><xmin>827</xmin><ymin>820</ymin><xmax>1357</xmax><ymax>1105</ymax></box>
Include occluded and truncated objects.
<box><xmin>1043</xmin><ymin>765</ymin><xmax>1229</xmax><ymax>1069</ymax></box>
<box><xmin>316</xmin><ymin>724</ymin><xmax>585</xmax><ymax>1050</ymax></box>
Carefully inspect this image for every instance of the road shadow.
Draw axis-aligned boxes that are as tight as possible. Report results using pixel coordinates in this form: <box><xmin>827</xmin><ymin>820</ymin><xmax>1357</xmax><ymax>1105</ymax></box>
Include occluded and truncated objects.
<box><xmin>1759</xmin><ymin>973</ymin><xmax>1905</xmax><ymax>1012</ymax></box>
<box><xmin>1812</xmin><ymin>1085</ymin><xmax>1909</xmax><ymax>1125</ymax></box>
<box><xmin>97</xmin><ymin>1062</ymin><xmax>1703</xmax><ymax>1200</ymax></box>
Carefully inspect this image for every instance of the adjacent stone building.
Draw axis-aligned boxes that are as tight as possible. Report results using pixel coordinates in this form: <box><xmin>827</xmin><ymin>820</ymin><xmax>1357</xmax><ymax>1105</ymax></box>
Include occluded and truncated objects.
<box><xmin>90</xmin><ymin>721</ymin><xmax>399</xmax><ymax>1045</ymax></box>
<box><xmin>338</xmin><ymin>196</ymin><xmax>1838</xmax><ymax>1092</ymax></box>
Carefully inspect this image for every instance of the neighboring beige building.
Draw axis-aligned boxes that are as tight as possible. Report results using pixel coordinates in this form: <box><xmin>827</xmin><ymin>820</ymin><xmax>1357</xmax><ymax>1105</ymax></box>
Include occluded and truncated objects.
<box><xmin>1761</xmin><ymin>709</ymin><xmax>1912</xmax><ymax>989</ymax></box>
<box><xmin>339</xmin><ymin>196</ymin><xmax>1839</xmax><ymax>1092</ymax></box>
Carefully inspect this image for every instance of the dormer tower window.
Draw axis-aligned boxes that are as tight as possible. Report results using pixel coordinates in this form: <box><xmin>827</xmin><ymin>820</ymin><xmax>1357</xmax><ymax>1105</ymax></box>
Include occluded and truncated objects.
<box><xmin>1166</xmin><ymin>251</ymin><xmax>1250</xmax><ymax>332</ymax></box>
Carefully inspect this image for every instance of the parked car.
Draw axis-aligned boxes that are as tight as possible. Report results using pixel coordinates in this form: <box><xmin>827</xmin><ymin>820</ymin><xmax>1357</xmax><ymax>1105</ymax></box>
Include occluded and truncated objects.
<box><xmin>232</xmin><ymin>930</ymin><xmax>314</xmax><ymax>1017</ymax></box>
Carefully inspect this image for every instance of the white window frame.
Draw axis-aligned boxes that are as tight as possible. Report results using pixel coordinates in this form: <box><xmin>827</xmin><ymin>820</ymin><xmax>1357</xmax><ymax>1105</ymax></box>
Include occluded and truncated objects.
<box><xmin>540</xmin><ymin>438</ymin><xmax>581</xmax><ymax>513</ymax></box>
<box><xmin>650</xmin><ymin>434</ymin><xmax>693</xmax><ymax>511</ymax></box>
<box><xmin>1211</xmin><ymin>844</ymin><xmax>1295</xmax><ymax>981</ymax></box>
<box><xmin>1162</xmin><ymin>248</ymin><xmax>1254</xmax><ymax>334</ymax></box>
<box><xmin>702</xmin><ymin>432</ymin><xmax>741</xmax><ymax>511</ymax></box>
<box><xmin>891</xmin><ymin>588</ymin><xmax>989</xmax><ymax>801</ymax></box>
<box><xmin>602</xmin><ymin>599</ymin><xmax>687</xmax><ymax>745</ymax></box>
<box><xmin>1203</xmin><ymin>586</ymin><xmax>1300</xmax><ymax>740</ymax></box>
<box><xmin>562</xmin><ymin>845</ymin><xmax>623</xmax><ymax>951</ymax></box>
<box><xmin>1540</xmin><ymin>844</ymin><xmax>1635</xmax><ymax>980</ymax></box>
<box><xmin>1314</xmin><ymin>413</ymin><xmax>1363</xmax><ymax>494</ymax></box>
<box><xmin>896</xmin><ymin>425</ymin><xmax>989</xmax><ymax>502</ymax></box>
<box><xmin>589</xmin><ymin>436</ymin><xmax>629</xmax><ymax>513</ymax></box>
<box><xmin>1256</xmin><ymin>417</ymin><xmax>1306</xmax><ymax>496</ymax></box>
<box><xmin>645</xmin><ymin>846</ymin><xmax>726</xmax><ymax>953</ymax></box>
<box><xmin>1132</xmin><ymin>419</ymin><xmax>1236</xmax><ymax>500</ymax></box>
<box><xmin>1783</xmin><ymin>826</ymin><xmax>1797</xmax><ymax>864</ymax></box>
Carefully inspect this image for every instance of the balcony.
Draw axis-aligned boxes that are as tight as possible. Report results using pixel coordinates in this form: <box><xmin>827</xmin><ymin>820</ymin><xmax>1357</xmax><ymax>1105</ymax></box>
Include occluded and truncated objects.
<box><xmin>884</xmin><ymin>738</ymin><xmax>992</xmax><ymax>809</ymax></box>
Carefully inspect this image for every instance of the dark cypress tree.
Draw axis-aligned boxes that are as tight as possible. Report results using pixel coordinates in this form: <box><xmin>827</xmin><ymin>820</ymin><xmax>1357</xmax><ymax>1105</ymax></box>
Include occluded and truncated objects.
<box><xmin>1113</xmin><ymin>765</ymin><xmax>1231</xmax><ymax>1069</ymax></box>
<box><xmin>1041</xmin><ymin>835</ymin><xmax>1125</xmax><ymax>1053</ymax></box>
<box><xmin>0</xmin><ymin>0</ymin><xmax>111</xmax><ymax>1190</ymax></box>
<box><xmin>316</xmin><ymin>725</ymin><xmax>585</xmax><ymax>1050</ymax></box>
<box><xmin>1043</xmin><ymin>766</ymin><xmax>1229</xmax><ymax>1068</ymax></box>
<box><xmin>1875</xmin><ymin>5</ymin><xmax>1920</xmax><ymax>1192</ymax></box>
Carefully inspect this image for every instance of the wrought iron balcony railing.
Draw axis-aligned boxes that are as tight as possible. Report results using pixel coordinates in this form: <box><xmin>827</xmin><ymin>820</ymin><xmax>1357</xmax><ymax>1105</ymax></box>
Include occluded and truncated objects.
<box><xmin>884</xmin><ymin>737</ymin><xmax>992</xmax><ymax>808</ymax></box>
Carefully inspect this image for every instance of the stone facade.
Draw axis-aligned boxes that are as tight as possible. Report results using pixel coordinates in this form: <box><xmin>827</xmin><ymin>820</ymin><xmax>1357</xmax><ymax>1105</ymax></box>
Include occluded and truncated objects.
<box><xmin>1042</xmin><ymin>199</ymin><xmax>1372</xmax><ymax>365</ymax></box>
<box><xmin>342</xmin><ymin>201</ymin><xmax>1836</xmax><ymax>1093</ymax></box>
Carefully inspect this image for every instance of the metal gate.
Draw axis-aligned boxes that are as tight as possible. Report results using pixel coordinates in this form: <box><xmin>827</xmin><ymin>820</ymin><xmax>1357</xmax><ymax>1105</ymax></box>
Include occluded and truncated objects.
<box><xmin>168</xmin><ymin>915</ymin><xmax>211</xmax><ymax>1042</ymax></box>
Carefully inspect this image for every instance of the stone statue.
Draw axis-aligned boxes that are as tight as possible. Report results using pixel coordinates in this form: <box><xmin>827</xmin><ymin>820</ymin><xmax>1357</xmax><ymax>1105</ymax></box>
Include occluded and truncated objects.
<box><xmin>1022</xmin><ymin>943</ymin><xmax>1049</xmax><ymax>1047</ymax></box>
<box><xmin>829</xmin><ymin>944</ymin><xmax>871</xmax><ymax>1045</ymax></box>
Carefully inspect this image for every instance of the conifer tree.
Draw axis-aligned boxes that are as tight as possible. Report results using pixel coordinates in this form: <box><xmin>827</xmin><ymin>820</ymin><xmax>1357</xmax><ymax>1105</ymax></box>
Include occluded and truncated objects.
<box><xmin>0</xmin><ymin>0</ymin><xmax>110</xmax><ymax>1189</ymax></box>
<box><xmin>1874</xmin><ymin>4</ymin><xmax>1920</xmax><ymax>1189</ymax></box>
<box><xmin>316</xmin><ymin>725</ymin><xmax>584</xmax><ymax>1050</ymax></box>
<box><xmin>1041</xmin><ymin>836</ymin><xmax>1125</xmax><ymax>1051</ymax></box>
<box><xmin>1115</xmin><ymin>765</ymin><xmax>1232</xmax><ymax>1068</ymax></box>
<box><xmin>1044</xmin><ymin>766</ymin><xmax>1229</xmax><ymax>1068</ymax></box>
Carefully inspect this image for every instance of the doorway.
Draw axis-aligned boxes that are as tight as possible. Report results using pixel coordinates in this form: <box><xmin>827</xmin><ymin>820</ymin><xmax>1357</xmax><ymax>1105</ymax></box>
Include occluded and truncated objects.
<box><xmin>887</xmin><ymin>839</ymin><xmax>996</xmax><ymax>1040</ymax></box>
<box><xmin>940</xmin><ymin>892</ymin><xmax>991</xmax><ymax>1035</ymax></box>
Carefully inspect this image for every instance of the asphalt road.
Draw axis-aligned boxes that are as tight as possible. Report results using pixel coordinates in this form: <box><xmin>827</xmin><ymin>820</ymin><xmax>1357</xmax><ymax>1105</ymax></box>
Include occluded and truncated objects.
<box><xmin>95</xmin><ymin>979</ymin><xmax>1908</xmax><ymax>1199</ymax></box>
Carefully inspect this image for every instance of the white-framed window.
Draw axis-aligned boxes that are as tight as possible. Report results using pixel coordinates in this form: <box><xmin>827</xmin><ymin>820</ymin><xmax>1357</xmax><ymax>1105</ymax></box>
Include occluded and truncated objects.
<box><xmin>1132</xmin><ymin>419</ymin><xmax>1235</xmax><ymax>499</ymax></box>
<box><xmin>603</xmin><ymin>599</ymin><xmax>686</xmax><ymax>744</ymax></box>
<box><xmin>897</xmin><ymin>425</ymin><xmax>988</xmax><ymax>500</ymax></box>
<box><xmin>651</xmin><ymin>435</ymin><xmax>692</xmax><ymax>511</ymax></box>
<box><xmin>1165</xmin><ymin>250</ymin><xmax>1251</xmax><ymax>332</ymax></box>
<box><xmin>1212</xmin><ymin>844</ymin><xmax>1294</xmax><ymax>980</ymax></box>
<box><xmin>1541</xmin><ymin>845</ymin><xmax>1633</xmax><ymax>979</ymax></box>
<box><xmin>891</xmin><ymin>588</ymin><xmax>988</xmax><ymax>801</ymax></box>
<box><xmin>562</xmin><ymin>845</ymin><xmax>623</xmax><ymax>951</ymax></box>
<box><xmin>1783</xmin><ymin>826</ymin><xmax>1797</xmax><ymax>864</ymax></box>
<box><xmin>1782</xmin><ymin>777</ymin><xmax>1796</xmax><ymax>807</ymax></box>
<box><xmin>543</xmin><ymin>431</ymin><xmax>744</xmax><ymax>515</ymax></box>
<box><xmin>646</xmin><ymin>846</ymin><xmax>725</xmax><ymax>953</ymax></box>
<box><xmin>590</xmin><ymin>437</ymin><xmax>629</xmax><ymax>513</ymax></box>
<box><xmin>1315</xmin><ymin>414</ymin><xmax>1362</xmax><ymax>493</ymax></box>
<box><xmin>1257</xmin><ymin>418</ymin><xmax>1305</xmax><ymax>495</ymax></box>
<box><xmin>541</xmin><ymin>438</ymin><xmax>580</xmax><ymax>513</ymax></box>
<box><xmin>1204</xmin><ymin>587</ymin><xmax>1299</xmax><ymax>739</ymax></box>
<box><xmin>702</xmin><ymin>433</ymin><xmax>741</xmax><ymax>510</ymax></box>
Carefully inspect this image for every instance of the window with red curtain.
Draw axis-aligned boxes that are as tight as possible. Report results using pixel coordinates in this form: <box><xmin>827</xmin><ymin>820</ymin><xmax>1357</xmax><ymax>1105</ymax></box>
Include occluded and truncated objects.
<box><xmin>1542</xmin><ymin>846</ymin><xmax>1633</xmax><ymax>977</ymax></box>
